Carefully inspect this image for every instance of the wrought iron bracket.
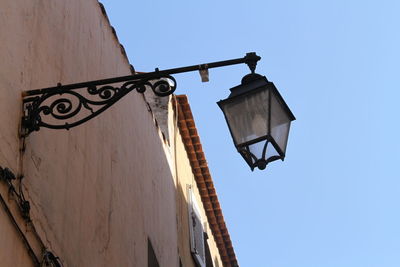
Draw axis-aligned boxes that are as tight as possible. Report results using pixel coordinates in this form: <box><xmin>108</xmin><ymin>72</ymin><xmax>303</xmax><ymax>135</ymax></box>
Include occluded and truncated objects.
<box><xmin>21</xmin><ymin>52</ymin><xmax>261</xmax><ymax>136</ymax></box>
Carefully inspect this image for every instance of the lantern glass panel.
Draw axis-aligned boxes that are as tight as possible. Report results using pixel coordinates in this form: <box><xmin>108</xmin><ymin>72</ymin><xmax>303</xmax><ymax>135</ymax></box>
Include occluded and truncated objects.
<box><xmin>247</xmin><ymin>141</ymin><xmax>266</xmax><ymax>162</ymax></box>
<box><xmin>265</xmin><ymin>142</ymin><xmax>280</xmax><ymax>160</ymax></box>
<box><xmin>270</xmin><ymin>90</ymin><xmax>293</xmax><ymax>154</ymax></box>
<box><xmin>247</xmin><ymin>141</ymin><xmax>280</xmax><ymax>163</ymax></box>
<box><xmin>219</xmin><ymin>88</ymin><xmax>269</xmax><ymax>147</ymax></box>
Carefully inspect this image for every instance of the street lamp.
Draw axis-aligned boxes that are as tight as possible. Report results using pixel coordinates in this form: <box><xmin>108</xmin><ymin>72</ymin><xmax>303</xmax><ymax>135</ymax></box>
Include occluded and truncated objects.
<box><xmin>218</xmin><ymin>73</ymin><xmax>295</xmax><ymax>171</ymax></box>
<box><xmin>21</xmin><ymin>52</ymin><xmax>294</xmax><ymax>170</ymax></box>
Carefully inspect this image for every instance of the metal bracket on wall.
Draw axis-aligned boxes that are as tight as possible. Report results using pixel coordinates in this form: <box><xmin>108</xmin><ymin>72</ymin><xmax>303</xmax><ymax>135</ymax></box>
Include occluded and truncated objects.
<box><xmin>21</xmin><ymin>52</ymin><xmax>261</xmax><ymax>136</ymax></box>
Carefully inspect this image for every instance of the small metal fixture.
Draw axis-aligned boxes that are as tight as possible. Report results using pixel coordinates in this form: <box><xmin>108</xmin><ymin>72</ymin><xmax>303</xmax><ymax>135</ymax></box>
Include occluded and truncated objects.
<box><xmin>21</xmin><ymin>52</ymin><xmax>295</xmax><ymax>170</ymax></box>
<box><xmin>199</xmin><ymin>64</ymin><xmax>209</xmax><ymax>82</ymax></box>
<box><xmin>218</xmin><ymin>74</ymin><xmax>295</xmax><ymax>171</ymax></box>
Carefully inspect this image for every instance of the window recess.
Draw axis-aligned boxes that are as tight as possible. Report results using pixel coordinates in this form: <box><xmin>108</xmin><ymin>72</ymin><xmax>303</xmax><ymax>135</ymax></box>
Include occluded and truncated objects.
<box><xmin>188</xmin><ymin>185</ymin><xmax>206</xmax><ymax>267</ymax></box>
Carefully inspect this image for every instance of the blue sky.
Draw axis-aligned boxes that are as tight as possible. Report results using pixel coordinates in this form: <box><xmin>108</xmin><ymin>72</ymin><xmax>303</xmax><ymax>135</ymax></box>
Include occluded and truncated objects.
<box><xmin>101</xmin><ymin>1</ymin><xmax>400</xmax><ymax>266</ymax></box>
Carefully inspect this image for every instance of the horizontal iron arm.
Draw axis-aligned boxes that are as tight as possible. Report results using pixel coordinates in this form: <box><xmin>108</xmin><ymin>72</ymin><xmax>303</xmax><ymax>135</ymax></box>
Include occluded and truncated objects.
<box><xmin>23</xmin><ymin>52</ymin><xmax>260</xmax><ymax>96</ymax></box>
<box><xmin>21</xmin><ymin>52</ymin><xmax>261</xmax><ymax>136</ymax></box>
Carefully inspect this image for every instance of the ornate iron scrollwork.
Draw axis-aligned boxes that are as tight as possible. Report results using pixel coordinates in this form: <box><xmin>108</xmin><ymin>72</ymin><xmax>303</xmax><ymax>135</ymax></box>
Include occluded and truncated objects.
<box><xmin>21</xmin><ymin>52</ymin><xmax>261</xmax><ymax>136</ymax></box>
<box><xmin>22</xmin><ymin>75</ymin><xmax>176</xmax><ymax>135</ymax></box>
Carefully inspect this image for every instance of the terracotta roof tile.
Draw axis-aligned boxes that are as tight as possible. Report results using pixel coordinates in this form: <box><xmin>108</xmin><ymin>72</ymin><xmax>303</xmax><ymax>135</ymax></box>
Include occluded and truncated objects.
<box><xmin>174</xmin><ymin>95</ymin><xmax>239</xmax><ymax>267</ymax></box>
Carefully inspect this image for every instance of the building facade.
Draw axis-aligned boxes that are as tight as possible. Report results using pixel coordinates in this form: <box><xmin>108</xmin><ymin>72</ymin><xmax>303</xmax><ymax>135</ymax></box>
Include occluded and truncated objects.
<box><xmin>0</xmin><ymin>1</ymin><xmax>237</xmax><ymax>266</ymax></box>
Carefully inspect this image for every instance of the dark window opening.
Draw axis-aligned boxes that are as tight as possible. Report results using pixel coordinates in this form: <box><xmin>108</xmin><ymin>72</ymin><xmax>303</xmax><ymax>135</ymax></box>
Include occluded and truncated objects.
<box><xmin>188</xmin><ymin>185</ymin><xmax>206</xmax><ymax>267</ymax></box>
<box><xmin>214</xmin><ymin>257</ymin><xmax>220</xmax><ymax>267</ymax></box>
<box><xmin>148</xmin><ymin>239</ymin><xmax>160</xmax><ymax>267</ymax></box>
<box><xmin>204</xmin><ymin>233</ymin><xmax>214</xmax><ymax>267</ymax></box>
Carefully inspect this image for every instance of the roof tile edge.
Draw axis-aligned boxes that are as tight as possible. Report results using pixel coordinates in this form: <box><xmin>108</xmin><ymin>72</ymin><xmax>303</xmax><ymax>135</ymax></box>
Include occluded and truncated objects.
<box><xmin>175</xmin><ymin>95</ymin><xmax>239</xmax><ymax>267</ymax></box>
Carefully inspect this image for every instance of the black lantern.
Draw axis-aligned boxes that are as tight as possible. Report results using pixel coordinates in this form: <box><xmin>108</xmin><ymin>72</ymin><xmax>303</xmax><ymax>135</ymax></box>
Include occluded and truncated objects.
<box><xmin>218</xmin><ymin>74</ymin><xmax>295</xmax><ymax>171</ymax></box>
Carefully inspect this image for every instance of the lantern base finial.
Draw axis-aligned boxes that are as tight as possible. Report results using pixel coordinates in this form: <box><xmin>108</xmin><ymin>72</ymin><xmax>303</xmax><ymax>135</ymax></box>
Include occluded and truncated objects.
<box><xmin>255</xmin><ymin>160</ymin><xmax>267</xmax><ymax>170</ymax></box>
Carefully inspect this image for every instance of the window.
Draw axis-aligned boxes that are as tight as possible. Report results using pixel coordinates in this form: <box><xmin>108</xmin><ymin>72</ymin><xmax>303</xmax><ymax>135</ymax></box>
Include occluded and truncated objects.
<box><xmin>188</xmin><ymin>185</ymin><xmax>206</xmax><ymax>267</ymax></box>
<box><xmin>204</xmin><ymin>232</ymin><xmax>214</xmax><ymax>267</ymax></box>
<box><xmin>148</xmin><ymin>238</ymin><xmax>160</xmax><ymax>267</ymax></box>
<box><xmin>214</xmin><ymin>257</ymin><xmax>220</xmax><ymax>267</ymax></box>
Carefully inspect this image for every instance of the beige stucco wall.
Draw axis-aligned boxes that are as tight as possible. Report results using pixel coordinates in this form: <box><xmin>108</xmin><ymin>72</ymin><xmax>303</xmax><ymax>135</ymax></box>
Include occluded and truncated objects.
<box><xmin>0</xmin><ymin>0</ymin><xmax>179</xmax><ymax>266</ymax></box>
<box><xmin>0</xmin><ymin>194</ymin><xmax>36</xmax><ymax>267</ymax></box>
<box><xmin>0</xmin><ymin>1</ymin><xmax>227</xmax><ymax>266</ymax></box>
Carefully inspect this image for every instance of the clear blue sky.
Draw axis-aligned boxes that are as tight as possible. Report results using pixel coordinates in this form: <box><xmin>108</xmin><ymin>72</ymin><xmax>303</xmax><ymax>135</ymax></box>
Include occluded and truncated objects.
<box><xmin>102</xmin><ymin>1</ymin><xmax>400</xmax><ymax>266</ymax></box>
